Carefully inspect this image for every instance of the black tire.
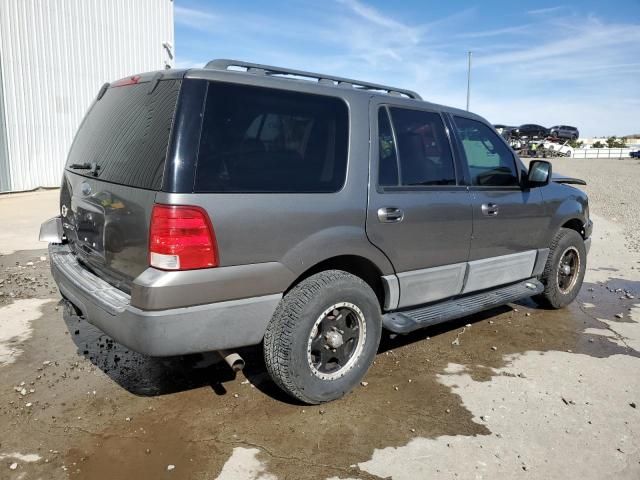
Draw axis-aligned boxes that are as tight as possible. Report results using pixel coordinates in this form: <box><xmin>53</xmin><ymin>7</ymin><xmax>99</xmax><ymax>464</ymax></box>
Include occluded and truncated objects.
<box><xmin>263</xmin><ymin>270</ymin><xmax>382</xmax><ymax>404</ymax></box>
<box><xmin>534</xmin><ymin>228</ymin><xmax>587</xmax><ymax>309</ymax></box>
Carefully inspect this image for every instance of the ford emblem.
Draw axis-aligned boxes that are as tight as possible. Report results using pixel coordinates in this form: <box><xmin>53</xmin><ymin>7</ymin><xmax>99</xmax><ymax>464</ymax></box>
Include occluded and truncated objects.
<box><xmin>80</xmin><ymin>182</ymin><xmax>92</xmax><ymax>196</ymax></box>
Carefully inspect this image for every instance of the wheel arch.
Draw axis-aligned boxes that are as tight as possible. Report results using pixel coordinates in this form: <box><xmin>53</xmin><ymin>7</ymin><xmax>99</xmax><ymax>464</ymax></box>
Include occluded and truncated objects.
<box><xmin>543</xmin><ymin>189</ymin><xmax>589</xmax><ymax>246</ymax></box>
<box><xmin>284</xmin><ymin>255</ymin><xmax>387</xmax><ymax>309</ymax></box>
<box><xmin>561</xmin><ymin>218</ymin><xmax>586</xmax><ymax>238</ymax></box>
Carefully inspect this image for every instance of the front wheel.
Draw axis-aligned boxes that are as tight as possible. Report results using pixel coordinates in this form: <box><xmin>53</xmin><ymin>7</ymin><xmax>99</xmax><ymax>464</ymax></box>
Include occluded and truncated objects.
<box><xmin>263</xmin><ymin>270</ymin><xmax>382</xmax><ymax>404</ymax></box>
<box><xmin>534</xmin><ymin>228</ymin><xmax>587</xmax><ymax>308</ymax></box>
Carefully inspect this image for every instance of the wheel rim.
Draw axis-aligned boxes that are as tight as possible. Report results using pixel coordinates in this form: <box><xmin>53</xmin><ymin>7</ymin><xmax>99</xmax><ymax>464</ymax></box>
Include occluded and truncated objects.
<box><xmin>307</xmin><ymin>302</ymin><xmax>366</xmax><ymax>381</ymax></box>
<box><xmin>557</xmin><ymin>246</ymin><xmax>581</xmax><ymax>294</ymax></box>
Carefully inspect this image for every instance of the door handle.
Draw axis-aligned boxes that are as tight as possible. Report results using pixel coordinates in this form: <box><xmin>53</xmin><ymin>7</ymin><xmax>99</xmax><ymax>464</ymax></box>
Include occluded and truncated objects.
<box><xmin>378</xmin><ymin>207</ymin><xmax>404</xmax><ymax>223</ymax></box>
<box><xmin>481</xmin><ymin>203</ymin><xmax>499</xmax><ymax>216</ymax></box>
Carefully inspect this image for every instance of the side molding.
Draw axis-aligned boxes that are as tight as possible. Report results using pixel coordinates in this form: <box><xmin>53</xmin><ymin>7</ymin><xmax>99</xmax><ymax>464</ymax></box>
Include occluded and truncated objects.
<box><xmin>382</xmin><ymin>249</ymin><xmax>546</xmax><ymax>312</ymax></box>
<box><xmin>381</xmin><ymin>274</ymin><xmax>400</xmax><ymax>310</ymax></box>
<box><xmin>531</xmin><ymin>248</ymin><xmax>550</xmax><ymax>276</ymax></box>
<box><xmin>397</xmin><ymin>263</ymin><xmax>466</xmax><ymax>308</ymax></box>
<box><xmin>462</xmin><ymin>250</ymin><xmax>537</xmax><ymax>293</ymax></box>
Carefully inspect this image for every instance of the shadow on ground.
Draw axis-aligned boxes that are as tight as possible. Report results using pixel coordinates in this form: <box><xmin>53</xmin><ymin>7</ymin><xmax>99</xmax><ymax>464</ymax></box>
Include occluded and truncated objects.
<box><xmin>54</xmin><ymin>275</ymin><xmax>640</xmax><ymax>480</ymax></box>
<box><xmin>61</xmin><ymin>276</ymin><xmax>639</xmax><ymax>403</ymax></box>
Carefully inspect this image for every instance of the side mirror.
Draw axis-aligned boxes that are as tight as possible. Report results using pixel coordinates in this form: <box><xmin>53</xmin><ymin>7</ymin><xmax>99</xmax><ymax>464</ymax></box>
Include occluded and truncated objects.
<box><xmin>527</xmin><ymin>160</ymin><xmax>552</xmax><ymax>187</ymax></box>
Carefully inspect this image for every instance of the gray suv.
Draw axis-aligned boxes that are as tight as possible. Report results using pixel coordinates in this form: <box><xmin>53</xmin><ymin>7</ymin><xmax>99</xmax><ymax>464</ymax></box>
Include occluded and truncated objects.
<box><xmin>40</xmin><ymin>60</ymin><xmax>592</xmax><ymax>404</ymax></box>
<box><xmin>550</xmin><ymin>125</ymin><xmax>579</xmax><ymax>140</ymax></box>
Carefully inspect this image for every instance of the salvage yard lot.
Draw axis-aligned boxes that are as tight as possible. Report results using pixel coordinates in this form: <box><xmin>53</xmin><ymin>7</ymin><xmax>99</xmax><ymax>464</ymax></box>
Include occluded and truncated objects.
<box><xmin>1</xmin><ymin>157</ymin><xmax>639</xmax><ymax>479</ymax></box>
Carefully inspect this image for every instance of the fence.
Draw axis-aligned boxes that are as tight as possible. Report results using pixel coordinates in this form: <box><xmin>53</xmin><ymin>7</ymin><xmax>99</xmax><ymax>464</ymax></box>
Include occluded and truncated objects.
<box><xmin>571</xmin><ymin>148</ymin><xmax>633</xmax><ymax>159</ymax></box>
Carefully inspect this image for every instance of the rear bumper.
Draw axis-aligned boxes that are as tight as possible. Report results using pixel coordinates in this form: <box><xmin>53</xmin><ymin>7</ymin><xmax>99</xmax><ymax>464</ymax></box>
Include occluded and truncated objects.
<box><xmin>49</xmin><ymin>244</ymin><xmax>281</xmax><ymax>356</ymax></box>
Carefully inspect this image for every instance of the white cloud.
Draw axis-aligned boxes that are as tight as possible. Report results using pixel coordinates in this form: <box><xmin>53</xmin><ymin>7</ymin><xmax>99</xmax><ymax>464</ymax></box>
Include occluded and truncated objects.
<box><xmin>527</xmin><ymin>5</ymin><xmax>566</xmax><ymax>15</ymax></box>
<box><xmin>456</xmin><ymin>25</ymin><xmax>532</xmax><ymax>39</ymax></box>
<box><xmin>174</xmin><ymin>2</ymin><xmax>640</xmax><ymax>136</ymax></box>
<box><xmin>173</xmin><ymin>58</ymin><xmax>205</xmax><ymax>69</ymax></box>
<box><xmin>174</xmin><ymin>5</ymin><xmax>218</xmax><ymax>30</ymax></box>
<box><xmin>475</xmin><ymin>20</ymin><xmax>640</xmax><ymax>68</ymax></box>
<box><xmin>337</xmin><ymin>0</ymin><xmax>417</xmax><ymax>35</ymax></box>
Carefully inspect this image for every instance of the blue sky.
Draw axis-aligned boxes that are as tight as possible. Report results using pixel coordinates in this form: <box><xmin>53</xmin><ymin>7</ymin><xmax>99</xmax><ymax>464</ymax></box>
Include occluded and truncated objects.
<box><xmin>174</xmin><ymin>0</ymin><xmax>640</xmax><ymax>137</ymax></box>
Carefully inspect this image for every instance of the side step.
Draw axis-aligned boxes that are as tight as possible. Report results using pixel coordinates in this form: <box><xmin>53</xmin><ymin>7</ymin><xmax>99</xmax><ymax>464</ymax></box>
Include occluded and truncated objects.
<box><xmin>382</xmin><ymin>278</ymin><xmax>543</xmax><ymax>334</ymax></box>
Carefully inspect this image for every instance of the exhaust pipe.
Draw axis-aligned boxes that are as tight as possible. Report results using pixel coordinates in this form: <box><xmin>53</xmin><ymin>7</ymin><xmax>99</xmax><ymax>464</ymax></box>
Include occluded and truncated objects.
<box><xmin>218</xmin><ymin>350</ymin><xmax>245</xmax><ymax>372</ymax></box>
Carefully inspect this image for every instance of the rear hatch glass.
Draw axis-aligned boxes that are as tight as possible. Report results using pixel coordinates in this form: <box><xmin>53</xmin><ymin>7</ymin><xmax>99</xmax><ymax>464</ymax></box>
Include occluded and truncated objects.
<box><xmin>61</xmin><ymin>78</ymin><xmax>181</xmax><ymax>291</ymax></box>
<box><xmin>66</xmin><ymin>78</ymin><xmax>181</xmax><ymax>189</ymax></box>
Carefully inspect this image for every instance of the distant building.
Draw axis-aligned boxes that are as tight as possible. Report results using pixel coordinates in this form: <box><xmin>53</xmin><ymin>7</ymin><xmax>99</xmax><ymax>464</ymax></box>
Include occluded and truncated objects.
<box><xmin>0</xmin><ymin>0</ymin><xmax>174</xmax><ymax>192</ymax></box>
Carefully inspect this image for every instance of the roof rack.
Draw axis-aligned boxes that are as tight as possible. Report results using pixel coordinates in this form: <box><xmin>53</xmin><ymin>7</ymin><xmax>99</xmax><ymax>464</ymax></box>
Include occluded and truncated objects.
<box><xmin>204</xmin><ymin>59</ymin><xmax>422</xmax><ymax>100</ymax></box>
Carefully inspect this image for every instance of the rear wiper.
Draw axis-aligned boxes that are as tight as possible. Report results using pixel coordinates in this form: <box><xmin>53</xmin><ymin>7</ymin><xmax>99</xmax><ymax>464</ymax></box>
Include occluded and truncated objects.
<box><xmin>69</xmin><ymin>162</ymin><xmax>101</xmax><ymax>176</ymax></box>
<box><xmin>69</xmin><ymin>162</ymin><xmax>91</xmax><ymax>170</ymax></box>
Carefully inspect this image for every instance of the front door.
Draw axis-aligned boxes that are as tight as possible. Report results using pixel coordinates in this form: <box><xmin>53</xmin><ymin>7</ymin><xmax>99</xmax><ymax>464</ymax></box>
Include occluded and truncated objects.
<box><xmin>366</xmin><ymin>101</ymin><xmax>472</xmax><ymax>309</ymax></box>
<box><xmin>449</xmin><ymin>114</ymin><xmax>547</xmax><ymax>293</ymax></box>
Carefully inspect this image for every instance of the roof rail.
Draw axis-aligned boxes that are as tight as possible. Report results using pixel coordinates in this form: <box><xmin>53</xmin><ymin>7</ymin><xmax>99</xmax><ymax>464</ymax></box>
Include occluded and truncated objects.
<box><xmin>204</xmin><ymin>59</ymin><xmax>422</xmax><ymax>100</ymax></box>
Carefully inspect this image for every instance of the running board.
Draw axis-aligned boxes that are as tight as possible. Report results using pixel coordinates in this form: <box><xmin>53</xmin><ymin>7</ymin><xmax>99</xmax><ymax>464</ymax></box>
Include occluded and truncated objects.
<box><xmin>382</xmin><ymin>278</ymin><xmax>543</xmax><ymax>334</ymax></box>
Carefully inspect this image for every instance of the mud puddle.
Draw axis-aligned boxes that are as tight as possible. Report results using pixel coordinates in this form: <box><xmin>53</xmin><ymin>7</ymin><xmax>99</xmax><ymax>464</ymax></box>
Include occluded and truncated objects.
<box><xmin>1</xmin><ymin>234</ymin><xmax>638</xmax><ymax>479</ymax></box>
<box><xmin>57</xmin><ymin>277</ymin><xmax>637</xmax><ymax>479</ymax></box>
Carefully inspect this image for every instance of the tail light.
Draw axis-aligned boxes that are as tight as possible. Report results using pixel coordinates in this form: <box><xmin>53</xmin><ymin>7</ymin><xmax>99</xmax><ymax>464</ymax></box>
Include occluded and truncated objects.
<box><xmin>149</xmin><ymin>204</ymin><xmax>218</xmax><ymax>270</ymax></box>
<box><xmin>112</xmin><ymin>75</ymin><xmax>141</xmax><ymax>87</ymax></box>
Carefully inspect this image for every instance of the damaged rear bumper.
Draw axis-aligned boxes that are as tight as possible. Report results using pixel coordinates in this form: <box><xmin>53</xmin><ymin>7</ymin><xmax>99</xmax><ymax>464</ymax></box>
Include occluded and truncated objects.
<box><xmin>48</xmin><ymin>244</ymin><xmax>280</xmax><ymax>356</ymax></box>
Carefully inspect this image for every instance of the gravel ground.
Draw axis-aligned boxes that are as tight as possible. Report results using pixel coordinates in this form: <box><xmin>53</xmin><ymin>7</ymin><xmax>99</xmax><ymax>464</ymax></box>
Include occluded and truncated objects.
<box><xmin>0</xmin><ymin>160</ymin><xmax>638</xmax><ymax>479</ymax></box>
<box><xmin>549</xmin><ymin>157</ymin><xmax>640</xmax><ymax>252</ymax></box>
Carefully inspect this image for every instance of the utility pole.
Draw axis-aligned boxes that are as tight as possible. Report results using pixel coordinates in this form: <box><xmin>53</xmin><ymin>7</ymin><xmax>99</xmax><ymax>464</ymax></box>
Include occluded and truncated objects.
<box><xmin>466</xmin><ymin>51</ymin><xmax>472</xmax><ymax>111</ymax></box>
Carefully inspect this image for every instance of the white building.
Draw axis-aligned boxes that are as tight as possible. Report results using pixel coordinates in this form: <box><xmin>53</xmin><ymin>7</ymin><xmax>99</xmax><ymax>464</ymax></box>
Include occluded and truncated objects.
<box><xmin>0</xmin><ymin>0</ymin><xmax>174</xmax><ymax>192</ymax></box>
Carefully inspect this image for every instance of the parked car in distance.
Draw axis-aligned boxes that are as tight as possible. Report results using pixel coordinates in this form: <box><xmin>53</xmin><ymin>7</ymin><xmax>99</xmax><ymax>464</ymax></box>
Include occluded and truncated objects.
<box><xmin>513</xmin><ymin>124</ymin><xmax>550</xmax><ymax>139</ymax></box>
<box><xmin>630</xmin><ymin>150</ymin><xmax>640</xmax><ymax>158</ymax></box>
<box><xmin>550</xmin><ymin>125</ymin><xmax>579</xmax><ymax>140</ymax></box>
<box><xmin>494</xmin><ymin>124</ymin><xmax>516</xmax><ymax>139</ymax></box>
<box><xmin>40</xmin><ymin>59</ymin><xmax>592</xmax><ymax>404</ymax></box>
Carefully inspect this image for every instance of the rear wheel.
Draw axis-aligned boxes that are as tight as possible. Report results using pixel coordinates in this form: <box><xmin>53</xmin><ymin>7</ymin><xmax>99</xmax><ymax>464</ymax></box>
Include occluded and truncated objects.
<box><xmin>534</xmin><ymin>228</ymin><xmax>586</xmax><ymax>308</ymax></box>
<box><xmin>263</xmin><ymin>270</ymin><xmax>382</xmax><ymax>404</ymax></box>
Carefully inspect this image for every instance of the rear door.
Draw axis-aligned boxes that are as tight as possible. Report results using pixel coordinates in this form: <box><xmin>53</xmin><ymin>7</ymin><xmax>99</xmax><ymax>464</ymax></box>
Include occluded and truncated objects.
<box><xmin>60</xmin><ymin>76</ymin><xmax>183</xmax><ymax>291</ymax></box>
<box><xmin>366</xmin><ymin>100</ymin><xmax>472</xmax><ymax>309</ymax></box>
<box><xmin>449</xmin><ymin>114</ymin><xmax>547</xmax><ymax>293</ymax></box>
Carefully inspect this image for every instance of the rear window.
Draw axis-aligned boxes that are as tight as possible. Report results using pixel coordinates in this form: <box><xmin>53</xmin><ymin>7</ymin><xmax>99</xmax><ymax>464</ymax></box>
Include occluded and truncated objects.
<box><xmin>387</xmin><ymin>107</ymin><xmax>456</xmax><ymax>186</ymax></box>
<box><xmin>66</xmin><ymin>79</ymin><xmax>181</xmax><ymax>190</ymax></box>
<box><xmin>195</xmin><ymin>82</ymin><xmax>349</xmax><ymax>193</ymax></box>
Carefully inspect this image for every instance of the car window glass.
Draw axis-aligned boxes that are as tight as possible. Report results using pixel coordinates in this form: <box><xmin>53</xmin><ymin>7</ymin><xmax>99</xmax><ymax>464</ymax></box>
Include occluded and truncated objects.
<box><xmin>388</xmin><ymin>107</ymin><xmax>456</xmax><ymax>186</ymax></box>
<box><xmin>196</xmin><ymin>82</ymin><xmax>349</xmax><ymax>193</ymax></box>
<box><xmin>66</xmin><ymin>79</ymin><xmax>181</xmax><ymax>190</ymax></box>
<box><xmin>377</xmin><ymin>108</ymin><xmax>398</xmax><ymax>186</ymax></box>
<box><xmin>453</xmin><ymin>116</ymin><xmax>519</xmax><ymax>187</ymax></box>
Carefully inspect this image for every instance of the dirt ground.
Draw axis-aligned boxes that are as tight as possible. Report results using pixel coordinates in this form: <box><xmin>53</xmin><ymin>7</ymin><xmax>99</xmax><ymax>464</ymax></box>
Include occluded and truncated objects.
<box><xmin>0</xmin><ymin>158</ymin><xmax>639</xmax><ymax>479</ymax></box>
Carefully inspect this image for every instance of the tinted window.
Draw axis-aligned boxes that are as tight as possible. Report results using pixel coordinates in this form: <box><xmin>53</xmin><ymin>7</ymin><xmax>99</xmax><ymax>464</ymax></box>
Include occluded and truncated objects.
<box><xmin>66</xmin><ymin>80</ymin><xmax>181</xmax><ymax>190</ymax></box>
<box><xmin>454</xmin><ymin>116</ymin><xmax>519</xmax><ymax>187</ymax></box>
<box><xmin>377</xmin><ymin>108</ymin><xmax>398</xmax><ymax>186</ymax></box>
<box><xmin>195</xmin><ymin>83</ymin><xmax>349</xmax><ymax>193</ymax></box>
<box><xmin>388</xmin><ymin>107</ymin><xmax>456</xmax><ymax>186</ymax></box>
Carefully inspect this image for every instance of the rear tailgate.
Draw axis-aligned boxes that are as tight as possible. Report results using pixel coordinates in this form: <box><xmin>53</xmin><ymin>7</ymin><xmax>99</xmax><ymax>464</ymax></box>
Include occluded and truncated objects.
<box><xmin>60</xmin><ymin>76</ymin><xmax>182</xmax><ymax>292</ymax></box>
